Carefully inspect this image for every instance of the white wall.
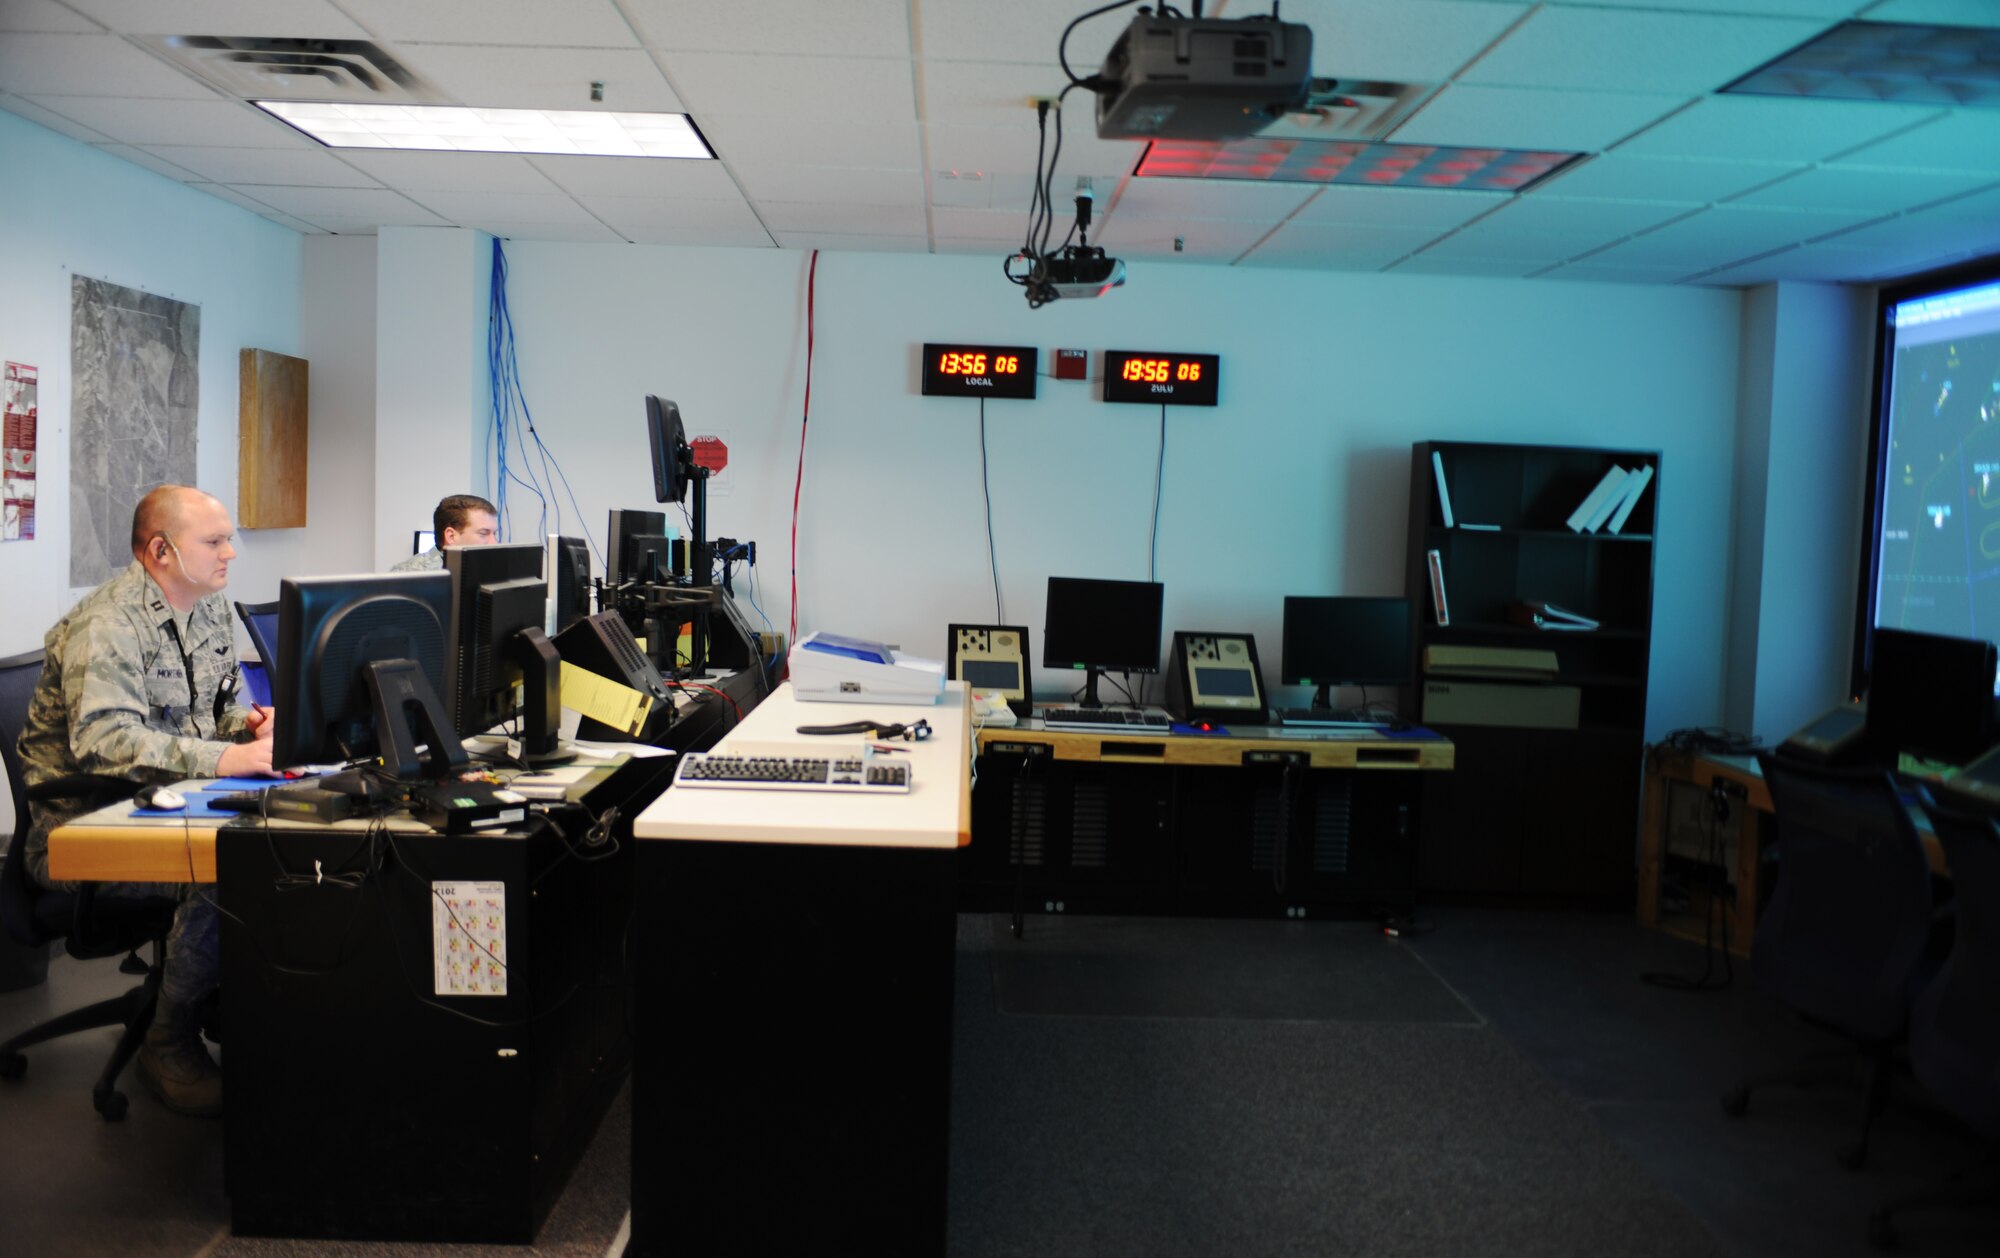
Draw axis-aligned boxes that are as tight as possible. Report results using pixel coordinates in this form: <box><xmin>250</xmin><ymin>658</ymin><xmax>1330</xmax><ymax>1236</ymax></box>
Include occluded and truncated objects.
<box><xmin>0</xmin><ymin>109</ymin><xmax>302</xmax><ymax>656</ymax></box>
<box><xmin>376</xmin><ymin>241</ymin><xmax>1745</xmax><ymax>739</ymax></box>
<box><xmin>293</xmin><ymin>235</ymin><xmax>380</xmax><ymax>588</ymax></box>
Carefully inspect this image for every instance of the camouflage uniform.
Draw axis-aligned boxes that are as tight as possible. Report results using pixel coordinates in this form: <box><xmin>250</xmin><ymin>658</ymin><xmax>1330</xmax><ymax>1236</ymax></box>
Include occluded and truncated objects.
<box><xmin>391</xmin><ymin>547</ymin><xmax>444</xmax><ymax>572</ymax></box>
<box><xmin>16</xmin><ymin>560</ymin><xmax>254</xmax><ymax>1008</ymax></box>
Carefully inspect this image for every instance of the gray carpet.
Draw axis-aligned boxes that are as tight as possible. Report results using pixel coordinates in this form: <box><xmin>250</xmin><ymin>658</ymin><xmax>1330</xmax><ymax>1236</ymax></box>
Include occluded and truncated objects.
<box><xmin>954</xmin><ymin>915</ymin><xmax>1728</xmax><ymax>1258</ymax></box>
<box><xmin>987</xmin><ymin>914</ymin><xmax>1480</xmax><ymax>1022</ymax></box>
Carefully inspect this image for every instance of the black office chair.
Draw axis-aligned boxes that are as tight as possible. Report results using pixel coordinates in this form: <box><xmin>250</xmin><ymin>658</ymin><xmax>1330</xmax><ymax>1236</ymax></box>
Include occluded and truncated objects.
<box><xmin>1723</xmin><ymin>753</ymin><xmax>1937</xmax><ymax>1169</ymax></box>
<box><xmin>233</xmin><ymin>598</ymin><xmax>279</xmax><ymax>674</ymax></box>
<box><xmin>1867</xmin><ymin>790</ymin><xmax>2000</xmax><ymax>1247</ymax></box>
<box><xmin>0</xmin><ymin>648</ymin><xmax>177</xmax><ymax>1121</ymax></box>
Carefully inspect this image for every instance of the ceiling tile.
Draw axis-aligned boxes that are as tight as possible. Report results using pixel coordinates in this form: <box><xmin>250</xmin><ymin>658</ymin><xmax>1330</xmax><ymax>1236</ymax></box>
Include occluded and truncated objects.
<box><xmin>1</xmin><ymin>0</ymin><xmax>101</xmax><ymax>32</ymax></box>
<box><xmin>142</xmin><ymin>143</ymin><xmax>382</xmax><ymax>186</ymax></box>
<box><xmin>772</xmin><ymin>230</ymin><xmax>929</xmax><ymax>253</ymax></box>
<box><xmin>1243</xmin><ymin>221</ymin><xmax>1442</xmax><ymax>266</ymax></box>
<box><xmin>1464</xmin><ymin>7</ymin><xmax>1825</xmax><ymax>95</ymax></box>
<box><xmin>61</xmin><ymin>0</ymin><xmax>368</xmax><ymax>37</ymax></box>
<box><xmin>918</xmin><ymin>0</ymin><xmax>1124</xmax><ymax>68</ymax></box>
<box><xmin>1561</xmin><ymin>0</ymin><xmax>1855</xmax><ymax>13</ymax></box>
<box><xmin>931</xmin><ymin>169</ymin><xmax>1040</xmax><ymax>210</ymax></box>
<box><xmin>1614</xmin><ymin>95</ymin><xmax>1944</xmax><ymax>163</ymax></box>
<box><xmin>732</xmin><ymin>164</ymin><xmax>925</xmax><ymax>204</ymax></box>
<box><xmin>584</xmin><ymin>194</ymin><xmax>768</xmax><ymax>237</ymax></box>
<box><xmin>755</xmin><ymin>201</ymin><xmax>928</xmax><ymax>234</ymax></box>
<box><xmin>924</xmin><ymin>123</ymin><xmax>1140</xmax><ymax>180</ymax></box>
<box><xmin>1097</xmin><ymin>216</ymin><xmax>1272</xmax><ymax>261</ymax></box>
<box><xmin>1913</xmin><ymin>184</ymin><xmax>2000</xmax><ymax>224</ymax></box>
<box><xmin>1590</xmin><ymin>203</ymin><xmax>1877</xmax><ymax>268</ymax></box>
<box><xmin>1833</xmin><ymin>112</ymin><xmax>2000</xmax><ymax>174</ymax></box>
<box><xmin>1471</xmin><ymin>195</ymin><xmax>1694</xmax><ymax>240</ymax></box>
<box><xmin>1725</xmin><ymin>165</ymin><xmax>1996</xmax><ymax>215</ymax></box>
<box><xmin>260</xmin><ymin>210</ymin><xmax>323</xmax><ymax>234</ymax></box>
<box><xmin>1537</xmin><ymin>153</ymin><xmax>1800</xmax><ymax>203</ymax></box>
<box><xmin>1114</xmin><ymin>179</ymin><xmax>1316</xmax><ymax>221</ymax></box>
<box><xmin>488</xmin><ymin>220</ymin><xmax>626</xmax><ymax>243</ymax></box>
<box><xmin>628</xmin><ymin>0</ymin><xmax>911</xmax><ymax>57</ymax></box>
<box><xmin>1546</xmin><ymin>261</ymin><xmax>1701</xmax><ymax>285</ymax></box>
<box><xmin>1289</xmin><ymin>184</ymin><xmax>1504</xmax><ymax>230</ymax></box>
<box><xmin>90</xmin><ymin>141</ymin><xmax>200</xmax><ymax>181</ymax></box>
<box><xmin>1392</xmin><ymin>84</ymin><xmax>1683</xmax><ymax>152</ymax></box>
<box><xmin>931</xmin><ymin>205</ymin><xmax>1031</xmax><ymax>241</ymax></box>
<box><xmin>529</xmin><ymin>152</ymin><xmax>743</xmax><ymax>198</ymax></box>
<box><xmin>24</xmin><ymin>93</ymin><xmax>307</xmax><ymax>146</ymax></box>
<box><xmin>187</xmin><ymin>182</ymin><xmax>284</xmax><ymax>214</ymax></box>
<box><xmin>1867</xmin><ymin>0</ymin><xmax>2000</xmax><ymax>22</ymax></box>
<box><xmin>1416</xmin><ymin>228</ymin><xmax>1602</xmax><ymax>263</ymax></box>
<box><xmin>920</xmin><ymin>60</ymin><xmax>1067</xmax><ymax>129</ymax></box>
<box><xmin>400</xmin><ymin>45</ymin><xmax>684</xmax><ymax>113</ymax></box>
<box><xmin>699</xmin><ymin>114</ymin><xmax>920</xmax><ymax>170</ymax></box>
<box><xmin>335</xmin><ymin>0</ymin><xmax>640</xmax><ymax>48</ymax></box>
<box><xmin>338</xmin><ymin>150</ymin><xmax>564</xmax><ymax>193</ymax></box>
<box><xmin>293</xmin><ymin>217</ymin><xmax>380</xmax><ymax>235</ymax></box>
<box><xmin>0</xmin><ymin>33</ymin><xmax>216</xmax><ymax>97</ymax></box>
<box><xmin>403</xmin><ymin>190</ymin><xmax>599</xmax><ymax>228</ymax></box>
<box><xmin>1391</xmin><ymin>256</ymin><xmax>1548</xmax><ymax>278</ymax></box>
<box><xmin>242</xmin><ymin>184</ymin><xmax>447</xmax><ymax>225</ymax></box>
<box><xmin>1</xmin><ymin>92</ymin><xmax>112</xmax><ymax>141</ymax></box>
<box><xmin>667</xmin><ymin>52</ymin><xmax>913</xmax><ymax>120</ymax></box>
<box><xmin>1275</xmin><ymin>0</ymin><xmax>1532</xmax><ymax>83</ymax></box>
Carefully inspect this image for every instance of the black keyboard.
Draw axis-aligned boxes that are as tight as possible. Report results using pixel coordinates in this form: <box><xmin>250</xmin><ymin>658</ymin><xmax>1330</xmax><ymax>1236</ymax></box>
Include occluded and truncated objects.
<box><xmin>1039</xmin><ymin>706</ymin><xmax>1174</xmax><ymax>733</ymax></box>
<box><xmin>674</xmin><ymin>753</ymin><xmax>911</xmax><ymax>794</ymax></box>
<box><xmin>208</xmin><ymin>789</ymin><xmax>272</xmax><ymax>813</ymax></box>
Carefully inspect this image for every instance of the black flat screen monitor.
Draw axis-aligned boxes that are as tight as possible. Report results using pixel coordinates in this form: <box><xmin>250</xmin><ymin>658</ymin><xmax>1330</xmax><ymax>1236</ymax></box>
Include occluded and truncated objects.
<box><xmin>445</xmin><ymin>543</ymin><xmax>565</xmax><ymax>761</ymax></box>
<box><xmin>647</xmin><ymin>396</ymin><xmax>690</xmax><ymax>505</ymax></box>
<box><xmin>608</xmin><ymin>508</ymin><xmax>669</xmax><ymax>586</ymax></box>
<box><xmin>1866</xmin><ymin>626</ymin><xmax>1996</xmax><ymax>765</ymax></box>
<box><xmin>271</xmin><ymin>571</ymin><xmax>458</xmax><ymax>777</ymax></box>
<box><xmin>546</xmin><ymin>534</ymin><xmax>591</xmax><ymax>635</ymax></box>
<box><xmin>1043</xmin><ymin>576</ymin><xmax>1164</xmax><ymax>707</ymax></box>
<box><xmin>1282</xmin><ymin>596</ymin><xmax>1412</xmax><ymax>709</ymax></box>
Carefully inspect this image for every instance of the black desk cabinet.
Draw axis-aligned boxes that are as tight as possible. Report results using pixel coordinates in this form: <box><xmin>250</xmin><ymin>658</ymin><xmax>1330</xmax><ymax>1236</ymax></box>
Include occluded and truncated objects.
<box><xmin>217</xmin><ymin>821</ymin><xmax>631</xmax><ymax>1244</ymax></box>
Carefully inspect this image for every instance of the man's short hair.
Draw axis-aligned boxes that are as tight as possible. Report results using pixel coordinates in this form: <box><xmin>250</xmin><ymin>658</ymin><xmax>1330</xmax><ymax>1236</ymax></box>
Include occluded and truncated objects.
<box><xmin>434</xmin><ymin>494</ymin><xmax>498</xmax><ymax>538</ymax></box>
<box><xmin>130</xmin><ymin>485</ymin><xmax>218</xmax><ymax>555</ymax></box>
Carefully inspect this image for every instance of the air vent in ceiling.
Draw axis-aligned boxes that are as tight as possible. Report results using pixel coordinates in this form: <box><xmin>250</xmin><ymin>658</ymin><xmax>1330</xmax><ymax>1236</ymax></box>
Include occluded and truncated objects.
<box><xmin>139</xmin><ymin>36</ymin><xmax>443</xmax><ymax>104</ymax></box>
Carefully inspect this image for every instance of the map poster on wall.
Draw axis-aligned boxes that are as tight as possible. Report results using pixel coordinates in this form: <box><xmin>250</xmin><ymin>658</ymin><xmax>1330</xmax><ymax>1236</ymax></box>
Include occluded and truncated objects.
<box><xmin>3</xmin><ymin>361</ymin><xmax>35</xmax><ymax>541</ymax></box>
<box><xmin>69</xmin><ymin>276</ymin><xmax>198</xmax><ymax>588</ymax></box>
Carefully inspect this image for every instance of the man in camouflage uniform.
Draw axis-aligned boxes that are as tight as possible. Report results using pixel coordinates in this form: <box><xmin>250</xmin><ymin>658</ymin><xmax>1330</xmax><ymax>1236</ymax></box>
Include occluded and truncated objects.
<box><xmin>391</xmin><ymin>493</ymin><xmax>500</xmax><ymax>571</ymax></box>
<box><xmin>17</xmin><ymin>485</ymin><xmax>276</xmax><ymax>1116</ymax></box>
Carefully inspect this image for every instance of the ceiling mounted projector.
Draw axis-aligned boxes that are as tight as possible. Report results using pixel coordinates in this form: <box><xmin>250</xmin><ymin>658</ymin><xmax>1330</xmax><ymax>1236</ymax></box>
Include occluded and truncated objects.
<box><xmin>1093</xmin><ymin>11</ymin><xmax>1315</xmax><ymax>141</ymax></box>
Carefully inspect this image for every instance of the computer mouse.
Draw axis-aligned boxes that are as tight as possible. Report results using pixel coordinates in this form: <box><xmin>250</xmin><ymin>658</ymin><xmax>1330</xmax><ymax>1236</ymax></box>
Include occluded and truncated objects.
<box><xmin>134</xmin><ymin>784</ymin><xmax>187</xmax><ymax>811</ymax></box>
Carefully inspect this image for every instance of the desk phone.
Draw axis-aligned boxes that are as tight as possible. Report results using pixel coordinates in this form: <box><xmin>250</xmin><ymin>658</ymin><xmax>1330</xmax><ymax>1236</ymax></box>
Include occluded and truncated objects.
<box><xmin>947</xmin><ymin>623</ymin><xmax>1032</xmax><ymax>719</ymax></box>
<box><xmin>1165</xmin><ymin>631</ymin><xmax>1268</xmax><ymax>725</ymax></box>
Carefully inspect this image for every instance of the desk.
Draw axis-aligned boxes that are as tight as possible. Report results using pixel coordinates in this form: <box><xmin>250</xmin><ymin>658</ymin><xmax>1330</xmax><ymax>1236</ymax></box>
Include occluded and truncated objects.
<box><xmin>967</xmin><ymin>721</ymin><xmax>1453</xmax><ymax>920</ymax></box>
<box><xmin>47</xmin><ymin>777</ymin><xmax>654</xmax><ymax>1245</ymax></box>
<box><xmin>629</xmin><ymin>682</ymin><xmax>969</xmax><ymax>1256</ymax></box>
<box><xmin>1638</xmin><ymin>750</ymin><xmax>1950</xmax><ymax>958</ymax></box>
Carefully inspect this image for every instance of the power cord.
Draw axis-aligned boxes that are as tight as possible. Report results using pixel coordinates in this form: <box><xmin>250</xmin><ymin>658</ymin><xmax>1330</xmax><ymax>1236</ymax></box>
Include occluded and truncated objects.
<box><xmin>1641</xmin><ymin>778</ymin><xmax>1736</xmax><ymax>992</ymax></box>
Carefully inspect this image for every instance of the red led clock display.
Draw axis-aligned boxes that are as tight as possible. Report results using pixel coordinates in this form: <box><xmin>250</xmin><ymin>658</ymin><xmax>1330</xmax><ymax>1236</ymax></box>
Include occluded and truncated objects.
<box><xmin>1103</xmin><ymin>350</ymin><xmax>1220</xmax><ymax>406</ymax></box>
<box><xmin>921</xmin><ymin>343</ymin><xmax>1038</xmax><ymax>399</ymax></box>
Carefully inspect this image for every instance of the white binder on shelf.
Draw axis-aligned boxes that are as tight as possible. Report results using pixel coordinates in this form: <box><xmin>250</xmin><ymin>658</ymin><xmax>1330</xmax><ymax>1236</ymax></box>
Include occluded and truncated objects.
<box><xmin>1566</xmin><ymin>466</ymin><xmax>1628</xmax><ymax>533</ymax></box>
<box><xmin>1605</xmin><ymin>464</ymin><xmax>1655</xmax><ymax>534</ymax></box>
<box><xmin>1432</xmin><ymin>450</ymin><xmax>1455</xmax><ymax>529</ymax></box>
<box><xmin>788</xmin><ymin>632</ymin><xmax>945</xmax><ymax>704</ymax></box>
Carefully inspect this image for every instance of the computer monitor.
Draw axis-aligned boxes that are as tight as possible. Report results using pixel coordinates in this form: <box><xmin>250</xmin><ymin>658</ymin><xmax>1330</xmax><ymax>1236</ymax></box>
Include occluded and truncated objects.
<box><xmin>271</xmin><ymin>571</ymin><xmax>467</xmax><ymax>781</ymax></box>
<box><xmin>647</xmin><ymin>395</ymin><xmax>693</xmax><ymax>505</ymax></box>
<box><xmin>1281</xmin><ymin>596</ymin><xmax>1413</xmax><ymax>710</ymax></box>
<box><xmin>444</xmin><ymin>543</ymin><xmax>569</xmax><ymax>765</ymax></box>
<box><xmin>1042</xmin><ymin>576</ymin><xmax>1165</xmax><ymax>707</ymax></box>
<box><xmin>607</xmin><ymin>508</ymin><xmax>670</xmax><ymax>587</ymax></box>
<box><xmin>546</xmin><ymin>533</ymin><xmax>592</xmax><ymax>636</ymax></box>
<box><xmin>413</xmin><ymin>529</ymin><xmax>435</xmax><ymax>555</ymax></box>
<box><xmin>1866</xmin><ymin>626</ymin><xmax>1996</xmax><ymax>765</ymax></box>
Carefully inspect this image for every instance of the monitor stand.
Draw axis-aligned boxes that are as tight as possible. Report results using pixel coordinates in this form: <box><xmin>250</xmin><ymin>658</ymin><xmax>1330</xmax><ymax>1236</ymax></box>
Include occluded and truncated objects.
<box><xmin>1079</xmin><ymin>667</ymin><xmax>1109</xmax><ymax>709</ymax></box>
<box><xmin>361</xmin><ymin>658</ymin><xmax>471</xmax><ymax>782</ymax></box>
<box><xmin>508</xmin><ymin>626</ymin><xmax>576</xmax><ymax>767</ymax></box>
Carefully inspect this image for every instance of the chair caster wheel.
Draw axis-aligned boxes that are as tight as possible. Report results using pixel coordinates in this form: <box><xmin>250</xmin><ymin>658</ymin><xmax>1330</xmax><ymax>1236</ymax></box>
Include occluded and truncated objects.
<box><xmin>94</xmin><ymin>1087</ymin><xmax>128</xmax><ymax>1122</ymax></box>
<box><xmin>1837</xmin><ymin>1143</ymin><xmax>1867</xmax><ymax>1171</ymax></box>
<box><xmin>0</xmin><ymin>1050</ymin><xmax>26</xmax><ymax>1080</ymax></box>
<box><xmin>1720</xmin><ymin>1087</ymin><xmax>1749</xmax><ymax>1117</ymax></box>
<box><xmin>1867</xmin><ymin>1211</ymin><xmax>1897</xmax><ymax>1249</ymax></box>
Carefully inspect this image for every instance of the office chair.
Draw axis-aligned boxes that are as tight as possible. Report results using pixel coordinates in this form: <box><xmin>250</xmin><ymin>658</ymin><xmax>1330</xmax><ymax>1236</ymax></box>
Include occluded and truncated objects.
<box><xmin>0</xmin><ymin>648</ymin><xmax>178</xmax><ymax>1121</ymax></box>
<box><xmin>1867</xmin><ymin>790</ymin><xmax>2000</xmax><ymax>1248</ymax></box>
<box><xmin>233</xmin><ymin>598</ymin><xmax>279</xmax><ymax>673</ymax></box>
<box><xmin>1723</xmin><ymin>753</ymin><xmax>1936</xmax><ymax>1169</ymax></box>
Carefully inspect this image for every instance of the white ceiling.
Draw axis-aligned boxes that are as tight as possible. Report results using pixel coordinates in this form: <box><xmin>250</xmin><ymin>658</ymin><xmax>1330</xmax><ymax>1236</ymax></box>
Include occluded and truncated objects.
<box><xmin>3</xmin><ymin>0</ymin><xmax>1998</xmax><ymax>286</ymax></box>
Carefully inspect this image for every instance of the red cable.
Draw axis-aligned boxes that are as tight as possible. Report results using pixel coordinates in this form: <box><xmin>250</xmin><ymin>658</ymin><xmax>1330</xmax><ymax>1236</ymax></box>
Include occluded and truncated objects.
<box><xmin>676</xmin><ymin>681</ymin><xmax>743</xmax><ymax>724</ymax></box>
<box><xmin>788</xmin><ymin>249</ymin><xmax>819</xmax><ymax>678</ymax></box>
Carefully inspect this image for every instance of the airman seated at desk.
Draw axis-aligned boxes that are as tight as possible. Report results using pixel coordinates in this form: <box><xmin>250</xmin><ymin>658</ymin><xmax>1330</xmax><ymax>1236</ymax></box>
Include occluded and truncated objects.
<box><xmin>16</xmin><ymin>485</ymin><xmax>277</xmax><ymax>1117</ymax></box>
<box><xmin>391</xmin><ymin>492</ymin><xmax>498</xmax><ymax>571</ymax></box>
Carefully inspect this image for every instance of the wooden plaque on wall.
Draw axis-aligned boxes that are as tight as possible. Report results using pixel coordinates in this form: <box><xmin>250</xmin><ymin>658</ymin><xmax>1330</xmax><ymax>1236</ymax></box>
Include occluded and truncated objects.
<box><xmin>239</xmin><ymin>347</ymin><xmax>308</xmax><ymax>528</ymax></box>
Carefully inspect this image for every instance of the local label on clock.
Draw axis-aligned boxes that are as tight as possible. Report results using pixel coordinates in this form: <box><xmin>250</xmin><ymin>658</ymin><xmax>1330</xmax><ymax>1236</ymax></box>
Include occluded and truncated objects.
<box><xmin>1103</xmin><ymin>350</ymin><xmax>1220</xmax><ymax>406</ymax></box>
<box><xmin>921</xmin><ymin>343</ymin><xmax>1038</xmax><ymax>399</ymax></box>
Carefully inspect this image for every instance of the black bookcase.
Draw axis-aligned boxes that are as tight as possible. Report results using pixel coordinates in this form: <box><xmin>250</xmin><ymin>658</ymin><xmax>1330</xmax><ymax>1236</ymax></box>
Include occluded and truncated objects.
<box><xmin>1406</xmin><ymin>441</ymin><xmax>1659</xmax><ymax>900</ymax></box>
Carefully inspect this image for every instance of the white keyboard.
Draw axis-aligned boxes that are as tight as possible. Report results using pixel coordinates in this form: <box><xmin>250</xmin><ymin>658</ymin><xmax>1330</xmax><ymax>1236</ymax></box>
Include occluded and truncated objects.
<box><xmin>1038</xmin><ymin>705</ymin><xmax>1174</xmax><ymax>733</ymax></box>
<box><xmin>674</xmin><ymin>752</ymin><xmax>911</xmax><ymax>794</ymax></box>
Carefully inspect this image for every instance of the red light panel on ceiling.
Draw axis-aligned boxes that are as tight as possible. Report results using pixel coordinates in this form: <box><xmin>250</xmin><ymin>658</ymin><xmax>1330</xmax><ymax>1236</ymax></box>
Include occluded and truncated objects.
<box><xmin>1136</xmin><ymin>138</ymin><xmax>1582</xmax><ymax>192</ymax></box>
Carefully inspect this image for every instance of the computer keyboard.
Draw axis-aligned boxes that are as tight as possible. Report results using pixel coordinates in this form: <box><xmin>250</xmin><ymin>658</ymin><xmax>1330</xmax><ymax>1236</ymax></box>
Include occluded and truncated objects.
<box><xmin>1038</xmin><ymin>706</ymin><xmax>1174</xmax><ymax>733</ymax></box>
<box><xmin>1273</xmin><ymin>708</ymin><xmax>1379</xmax><ymax>728</ymax></box>
<box><xmin>208</xmin><ymin>789</ymin><xmax>272</xmax><ymax>813</ymax></box>
<box><xmin>673</xmin><ymin>753</ymin><xmax>911</xmax><ymax>794</ymax></box>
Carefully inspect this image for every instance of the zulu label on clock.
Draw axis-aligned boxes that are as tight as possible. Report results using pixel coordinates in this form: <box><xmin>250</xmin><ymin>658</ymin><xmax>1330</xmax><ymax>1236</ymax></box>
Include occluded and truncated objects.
<box><xmin>922</xmin><ymin>344</ymin><xmax>1038</xmax><ymax>399</ymax></box>
<box><xmin>1103</xmin><ymin>350</ymin><xmax>1219</xmax><ymax>406</ymax></box>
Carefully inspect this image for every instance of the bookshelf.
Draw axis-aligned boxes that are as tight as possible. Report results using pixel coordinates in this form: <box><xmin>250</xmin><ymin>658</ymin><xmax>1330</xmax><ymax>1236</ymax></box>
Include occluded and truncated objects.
<box><xmin>1407</xmin><ymin>441</ymin><xmax>1659</xmax><ymax>899</ymax></box>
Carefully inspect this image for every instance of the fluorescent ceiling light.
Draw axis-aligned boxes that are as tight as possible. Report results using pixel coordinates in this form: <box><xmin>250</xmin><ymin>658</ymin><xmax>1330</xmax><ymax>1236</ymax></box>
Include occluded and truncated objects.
<box><xmin>1137</xmin><ymin>138</ymin><xmax>1580</xmax><ymax>192</ymax></box>
<box><xmin>253</xmin><ymin>102</ymin><xmax>715</xmax><ymax>158</ymax></box>
<box><xmin>1723</xmin><ymin>21</ymin><xmax>2000</xmax><ymax>107</ymax></box>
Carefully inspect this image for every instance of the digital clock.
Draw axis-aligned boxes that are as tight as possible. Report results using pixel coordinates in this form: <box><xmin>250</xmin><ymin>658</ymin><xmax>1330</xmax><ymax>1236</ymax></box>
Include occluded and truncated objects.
<box><xmin>1103</xmin><ymin>350</ymin><xmax>1220</xmax><ymax>406</ymax></box>
<box><xmin>921</xmin><ymin>343</ymin><xmax>1038</xmax><ymax>399</ymax></box>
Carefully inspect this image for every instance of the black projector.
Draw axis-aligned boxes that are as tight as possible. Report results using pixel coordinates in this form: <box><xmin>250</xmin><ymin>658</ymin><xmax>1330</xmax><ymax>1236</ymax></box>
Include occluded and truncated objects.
<box><xmin>1094</xmin><ymin>12</ymin><xmax>1314</xmax><ymax>141</ymax></box>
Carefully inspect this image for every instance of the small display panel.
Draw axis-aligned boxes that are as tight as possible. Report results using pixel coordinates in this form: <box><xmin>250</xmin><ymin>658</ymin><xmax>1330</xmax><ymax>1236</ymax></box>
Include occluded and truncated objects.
<box><xmin>921</xmin><ymin>343</ymin><xmax>1038</xmax><ymax>399</ymax></box>
<box><xmin>1194</xmin><ymin>666</ymin><xmax>1257</xmax><ymax>697</ymax></box>
<box><xmin>1103</xmin><ymin>350</ymin><xmax>1220</xmax><ymax>406</ymax></box>
<box><xmin>961</xmin><ymin>658</ymin><xmax>1021</xmax><ymax>690</ymax></box>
